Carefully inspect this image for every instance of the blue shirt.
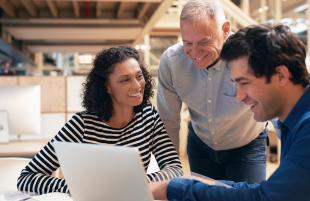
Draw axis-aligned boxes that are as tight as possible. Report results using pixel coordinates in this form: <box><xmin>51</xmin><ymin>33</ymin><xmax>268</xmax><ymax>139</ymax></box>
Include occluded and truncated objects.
<box><xmin>167</xmin><ymin>87</ymin><xmax>310</xmax><ymax>201</ymax></box>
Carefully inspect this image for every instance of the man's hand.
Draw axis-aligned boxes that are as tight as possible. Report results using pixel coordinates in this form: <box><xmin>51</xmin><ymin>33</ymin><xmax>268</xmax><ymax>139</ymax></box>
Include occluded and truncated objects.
<box><xmin>185</xmin><ymin>173</ymin><xmax>232</xmax><ymax>188</ymax></box>
<box><xmin>150</xmin><ymin>180</ymin><xmax>170</xmax><ymax>200</ymax></box>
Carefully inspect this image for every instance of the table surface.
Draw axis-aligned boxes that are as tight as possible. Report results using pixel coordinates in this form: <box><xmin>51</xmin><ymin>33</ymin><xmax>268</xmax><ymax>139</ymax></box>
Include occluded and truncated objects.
<box><xmin>0</xmin><ymin>139</ymin><xmax>48</xmax><ymax>157</ymax></box>
<box><xmin>0</xmin><ymin>191</ymin><xmax>72</xmax><ymax>201</ymax></box>
<box><xmin>0</xmin><ymin>191</ymin><xmax>162</xmax><ymax>201</ymax></box>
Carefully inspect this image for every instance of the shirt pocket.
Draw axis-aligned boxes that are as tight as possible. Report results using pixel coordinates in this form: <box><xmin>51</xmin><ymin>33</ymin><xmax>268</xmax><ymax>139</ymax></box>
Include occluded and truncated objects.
<box><xmin>217</xmin><ymin>78</ymin><xmax>242</xmax><ymax>117</ymax></box>
<box><xmin>222</xmin><ymin>77</ymin><xmax>236</xmax><ymax>97</ymax></box>
<box><xmin>217</xmin><ymin>94</ymin><xmax>243</xmax><ymax>118</ymax></box>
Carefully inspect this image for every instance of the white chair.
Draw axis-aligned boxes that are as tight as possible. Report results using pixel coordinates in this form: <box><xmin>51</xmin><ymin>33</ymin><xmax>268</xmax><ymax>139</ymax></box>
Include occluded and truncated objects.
<box><xmin>0</xmin><ymin>157</ymin><xmax>30</xmax><ymax>191</ymax></box>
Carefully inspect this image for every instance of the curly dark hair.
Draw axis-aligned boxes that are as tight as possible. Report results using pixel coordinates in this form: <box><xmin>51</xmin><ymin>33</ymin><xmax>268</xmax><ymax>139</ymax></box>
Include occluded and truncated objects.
<box><xmin>221</xmin><ymin>23</ymin><xmax>309</xmax><ymax>87</ymax></box>
<box><xmin>82</xmin><ymin>46</ymin><xmax>154</xmax><ymax>121</ymax></box>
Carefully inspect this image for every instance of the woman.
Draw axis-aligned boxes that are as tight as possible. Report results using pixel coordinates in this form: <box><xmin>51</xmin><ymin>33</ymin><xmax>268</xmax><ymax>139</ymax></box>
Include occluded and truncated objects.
<box><xmin>17</xmin><ymin>47</ymin><xmax>183</xmax><ymax>194</ymax></box>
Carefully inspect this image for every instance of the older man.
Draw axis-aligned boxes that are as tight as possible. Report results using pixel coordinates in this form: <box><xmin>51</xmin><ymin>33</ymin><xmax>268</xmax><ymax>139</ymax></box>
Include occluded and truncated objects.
<box><xmin>157</xmin><ymin>0</ymin><xmax>265</xmax><ymax>182</ymax></box>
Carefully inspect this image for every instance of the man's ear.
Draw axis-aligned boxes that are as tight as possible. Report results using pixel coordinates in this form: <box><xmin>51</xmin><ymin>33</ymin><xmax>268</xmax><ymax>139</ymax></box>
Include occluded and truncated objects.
<box><xmin>275</xmin><ymin>65</ymin><xmax>291</xmax><ymax>85</ymax></box>
<box><xmin>106</xmin><ymin>84</ymin><xmax>111</xmax><ymax>95</ymax></box>
<box><xmin>222</xmin><ymin>20</ymin><xmax>230</xmax><ymax>39</ymax></box>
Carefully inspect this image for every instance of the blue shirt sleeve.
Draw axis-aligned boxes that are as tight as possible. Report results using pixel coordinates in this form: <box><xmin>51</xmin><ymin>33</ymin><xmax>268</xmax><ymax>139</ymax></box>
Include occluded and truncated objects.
<box><xmin>166</xmin><ymin>127</ymin><xmax>310</xmax><ymax>201</ymax></box>
<box><xmin>167</xmin><ymin>178</ymin><xmax>261</xmax><ymax>201</ymax></box>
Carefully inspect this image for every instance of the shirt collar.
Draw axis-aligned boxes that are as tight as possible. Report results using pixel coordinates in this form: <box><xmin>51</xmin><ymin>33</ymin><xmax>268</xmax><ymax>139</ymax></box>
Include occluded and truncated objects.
<box><xmin>282</xmin><ymin>86</ymin><xmax>310</xmax><ymax>132</ymax></box>
<box><xmin>206</xmin><ymin>59</ymin><xmax>224</xmax><ymax>72</ymax></box>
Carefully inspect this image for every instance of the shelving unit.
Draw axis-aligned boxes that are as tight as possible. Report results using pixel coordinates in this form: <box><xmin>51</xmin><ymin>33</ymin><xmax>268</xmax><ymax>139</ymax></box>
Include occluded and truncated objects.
<box><xmin>0</xmin><ymin>75</ymin><xmax>86</xmax><ymax>139</ymax></box>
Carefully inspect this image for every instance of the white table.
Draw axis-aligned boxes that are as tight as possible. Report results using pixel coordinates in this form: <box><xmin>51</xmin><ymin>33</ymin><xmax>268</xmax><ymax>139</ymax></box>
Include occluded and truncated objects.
<box><xmin>0</xmin><ymin>191</ymin><xmax>72</xmax><ymax>201</ymax></box>
<box><xmin>0</xmin><ymin>139</ymin><xmax>48</xmax><ymax>158</ymax></box>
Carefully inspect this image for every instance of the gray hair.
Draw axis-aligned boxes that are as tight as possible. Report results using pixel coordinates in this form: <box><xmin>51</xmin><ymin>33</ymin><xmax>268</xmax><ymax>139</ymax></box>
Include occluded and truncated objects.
<box><xmin>180</xmin><ymin>0</ymin><xmax>226</xmax><ymax>25</ymax></box>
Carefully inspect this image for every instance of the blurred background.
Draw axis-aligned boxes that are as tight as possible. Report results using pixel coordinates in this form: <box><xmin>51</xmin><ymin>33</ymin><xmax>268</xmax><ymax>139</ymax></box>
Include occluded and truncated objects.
<box><xmin>0</xmin><ymin>0</ymin><xmax>309</xmax><ymax>76</ymax></box>
<box><xmin>0</xmin><ymin>0</ymin><xmax>309</xmax><ymax>179</ymax></box>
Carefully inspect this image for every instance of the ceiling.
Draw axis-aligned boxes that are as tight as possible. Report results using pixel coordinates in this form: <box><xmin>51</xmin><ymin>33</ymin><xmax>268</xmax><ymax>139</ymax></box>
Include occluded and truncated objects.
<box><xmin>248</xmin><ymin>0</ymin><xmax>307</xmax><ymax>19</ymax></box>
<box><xmin>0</xmin><ymin>0</ymin><xmax>308</xmax><ymax>55</ymax></box>
<box><xmin>0</xmin><ymin>0</ymin><xmax>175</xmax><ymax>54</ymax></box>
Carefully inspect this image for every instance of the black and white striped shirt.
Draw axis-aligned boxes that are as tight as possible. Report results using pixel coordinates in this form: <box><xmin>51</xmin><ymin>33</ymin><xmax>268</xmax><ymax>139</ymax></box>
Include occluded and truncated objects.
<box><xmin>17</xmin><ymin>105</ymin><xmax>183</xmax><ymax>194</ymax></box>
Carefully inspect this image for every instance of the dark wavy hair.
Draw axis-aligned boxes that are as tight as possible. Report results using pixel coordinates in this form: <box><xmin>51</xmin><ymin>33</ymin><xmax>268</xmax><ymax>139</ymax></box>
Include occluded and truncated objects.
<box><xmin>82</xmin><ymin>46</ymin><xmax>154</xmax><ymax>121</ymax></box>
<box><xmin>221</xmin><ymin>23</ymin><xmax>309</xmax><ymax>87</ymax></box>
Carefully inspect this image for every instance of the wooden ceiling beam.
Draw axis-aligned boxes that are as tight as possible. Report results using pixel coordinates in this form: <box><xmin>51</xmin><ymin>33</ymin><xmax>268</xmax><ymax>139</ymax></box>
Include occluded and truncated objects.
<box><xmin>6</xmin><ymin>27</ymin><xmax>142</xmax><ymax>40</ymax></box>
<box><xmin>40</xmin><ymin>0</ymin><xmax>161</xmax><ymax>2</ymax></box>
<box><xmin>47</xmin><ymin>0</ymin><xmax>59</xmax><ymax>18</ymax></box>
<box><xmin>27</xmin><ymin>45</ymin><xmax>117</xmax><ymax>54</ymax></box>
<box><xmin>133</xmin><ymin>0</ymin><xmax>174</xmax><ymax>45</ymax></box>
<box><xmin>220</xmin><ymin>0</ymin><xmax>257</xmax><ymax>27</ymax></box>
<box><xmin>72</xmin><ymin>1</ymin><xmax>80</xmax><ymax>18</ymax></box>
<box><xmin>96</xmin><ymin>2</ymin><xmax>102</xmax><ymax>18</ymax></box>
<box><xmin>116</xmin><ymin>2</ymin><xmax>126</xmax><ymax>18</ymax></box>
<box><xmin>0</xmin><ymin>18</ymin><xmax>142</xmax><ymax>25</ymax></box>
<box><xmin>0</xmin><ymin>0</ymin><xmax>15</xmax><ymax>17</ymax></box>
<box><xmin>21</xmin><ymin>0</ymin><xmax>37</xmax><ymax>17</ymax></box>
<box><xmin>137</xmin><ymin>3</ymin><xmax>150</xmax><ymax>20</ymax></box>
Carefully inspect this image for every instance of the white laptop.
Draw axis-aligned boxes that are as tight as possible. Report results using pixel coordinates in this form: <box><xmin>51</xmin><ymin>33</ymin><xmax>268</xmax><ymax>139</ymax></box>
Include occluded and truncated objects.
<box><xmin>53</xmin><ymin>141</ymin><xmax>154</xmax><ymax>201</ymax></box>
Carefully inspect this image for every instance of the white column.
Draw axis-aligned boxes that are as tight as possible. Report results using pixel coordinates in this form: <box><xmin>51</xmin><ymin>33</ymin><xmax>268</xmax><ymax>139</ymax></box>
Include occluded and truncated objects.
<box><xmin>260</xmin><ymin>0</ymin><xmax>267</xmax><ymax>23</ymax></box>
<box><xmin>73</xmin><ymin>52</ymin><xmax>80</xmax><ymax>75</ymax></box>
<box><xmin>178</xmin><ymin>35</ymin><xmax>182</xmax><ymax>43</ymax></box>
<box><xmin>274</xmin><ymin>0</ymin><xmax>282</xmax><ymax>23</ymax></box>
<box><xmin>241</xmin><ymin>0</ymin><xmax>250</xmax><ymax>16</ymax></box>
<box><xmin>143</xmin><ymin>34</ymin><xmax>150</xmax><ymax>67</ymax></box>
<box><xmin>34</xmin><ymin>52</ymin><xmax>43</xmax><ymax>74</ymax></box>
<box><xmin>230</xmin><ymin>17</ymin><xmax>238</xmax><ymax>32</ymax></box>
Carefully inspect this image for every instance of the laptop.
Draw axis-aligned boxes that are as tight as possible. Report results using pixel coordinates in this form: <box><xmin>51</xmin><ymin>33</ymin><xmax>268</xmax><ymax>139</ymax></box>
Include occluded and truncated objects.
<box><xmin>53</xmin><ymin>141</ymin><xmax>154</xmax><ymax>201</ymax></box>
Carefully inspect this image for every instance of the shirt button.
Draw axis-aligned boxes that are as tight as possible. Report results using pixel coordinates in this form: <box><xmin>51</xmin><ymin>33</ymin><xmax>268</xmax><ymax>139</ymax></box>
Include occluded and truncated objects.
<box><xmin>207</xmin><ymin>99</ymin><xmax>212</xmax><ymax>103</ymax></box>
<box><xmin>208</xmin><ymin>77</ymin><xmax>212</xmax><ymax>81</ymax></box>
<box><xmin>214</xmin><ymin>141</ymin><xmax>217</xmax><ymax>145</ymax></box>
<box><xmin>211</xmin><ymin>131</ymin><xmax>215</xmax><ymax>135</ymax></box>
<box><xmin>208</xmin><ymin>119</ymin><xmax>213</xmax><ymax>122</ymax></box>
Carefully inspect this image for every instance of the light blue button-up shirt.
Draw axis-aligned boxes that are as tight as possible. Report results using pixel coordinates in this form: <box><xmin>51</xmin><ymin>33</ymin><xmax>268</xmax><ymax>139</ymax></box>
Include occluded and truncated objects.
<box><xmin>157</xmin><ymin>43</ymin><xmax>264</xmax><ymax>150</ymax></box>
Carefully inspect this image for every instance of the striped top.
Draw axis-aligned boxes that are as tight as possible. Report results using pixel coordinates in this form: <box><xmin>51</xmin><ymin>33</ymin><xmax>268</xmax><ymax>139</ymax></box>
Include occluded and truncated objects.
<box><xmin>17</xmin><ymin>105</ymin><xmax>183</xmax><ymax>194</ymax></box>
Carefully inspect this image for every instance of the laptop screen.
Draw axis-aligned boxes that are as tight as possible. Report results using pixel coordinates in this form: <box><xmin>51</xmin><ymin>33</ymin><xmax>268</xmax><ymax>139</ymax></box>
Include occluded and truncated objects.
<box><xmin>54</xmin><ymin>141</ymin><xmax>154</xmax><ymax>201</ymax></box>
